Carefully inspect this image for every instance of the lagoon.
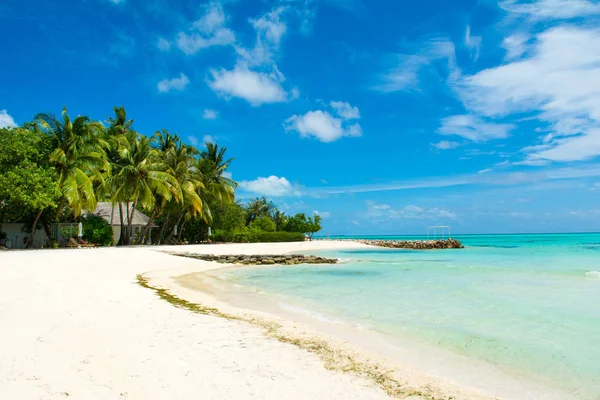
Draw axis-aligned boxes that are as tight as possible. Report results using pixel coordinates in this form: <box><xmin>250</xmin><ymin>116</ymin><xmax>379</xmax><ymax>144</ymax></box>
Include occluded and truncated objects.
<box><xmin>218</xmin><ymin>233</ymin><xmax>600</xmax><ymax>399</ymax></box>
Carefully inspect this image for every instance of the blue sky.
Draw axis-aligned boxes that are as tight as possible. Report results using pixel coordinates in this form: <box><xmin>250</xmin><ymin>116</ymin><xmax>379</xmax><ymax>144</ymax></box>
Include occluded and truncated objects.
<box><xmin>2</xmin><ymin>0</ymin><xmax>600</xmax><ymax>234</ymax></box>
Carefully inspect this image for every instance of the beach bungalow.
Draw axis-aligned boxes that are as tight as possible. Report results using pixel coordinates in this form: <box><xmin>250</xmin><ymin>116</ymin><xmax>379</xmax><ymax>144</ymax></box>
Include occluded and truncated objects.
<box><xmin>93</xmin><ymin>202</ymin><xmax>153</xmax><ymax>245</ymax></box>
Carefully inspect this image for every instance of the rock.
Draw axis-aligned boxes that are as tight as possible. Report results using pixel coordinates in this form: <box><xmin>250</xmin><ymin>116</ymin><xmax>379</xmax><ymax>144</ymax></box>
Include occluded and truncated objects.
<box><xmin>172</xmin><ymin>253</ymin><xmax>338</xmax><ymax>265</ymax></box>
<box><xmin>354</xmin><ymin>238</ymin><xmax>463</xmax><ymax>250</ymax></box>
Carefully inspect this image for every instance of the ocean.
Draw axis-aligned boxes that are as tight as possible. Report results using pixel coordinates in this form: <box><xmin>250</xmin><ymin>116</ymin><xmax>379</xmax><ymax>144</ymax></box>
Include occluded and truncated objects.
<box><xmin>216</xmin><ymin>233</ymin><xmax>600</xmax><ymax>399</ymax></box>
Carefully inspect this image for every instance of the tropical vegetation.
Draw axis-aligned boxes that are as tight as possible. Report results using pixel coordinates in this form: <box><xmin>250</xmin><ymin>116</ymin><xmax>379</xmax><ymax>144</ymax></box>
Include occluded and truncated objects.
<box><xmin>0</xmin><ymin>106</ymin><xmax>322</xmax><ymax>247</ymax></box>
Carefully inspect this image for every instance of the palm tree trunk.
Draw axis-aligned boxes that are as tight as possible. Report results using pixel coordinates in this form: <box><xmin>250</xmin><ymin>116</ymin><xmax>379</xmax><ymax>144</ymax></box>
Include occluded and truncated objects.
<box><xmin>136</xmin><ymin>209</ymin><xmax>156</xmax><ymax>245</ymax></box>
<box><xmin>177</xmin><ymin>219</ymin><xmax>187</xmax><ymax>242</ymax></box>
<box><xmin>157</xmin><ymin>216</ymin><xmax>171</xmax><ymax>245</ymax></box>
<box><xmin>54</xmin><ymin>196</ymin><xmax>65</xmax><ymax>221</ymax></box>
<box><xmin>167</xmin><ymin>212</ymin><xmax>185</xmax><ymax>243</ymax></box>
<box><xmin>42</xmin><ymin>219</ymin><xmax>56</xmax><ymax>247</ymax></box>
<box><xmin>118</xmin><ymin>202</ymin><xmax>126</xmax><ymax>246</ymax></box>
<box><xmin>27</xmin><ymin>209</ymin><xmax>43</xmax><ymax>249</ymax></box>
<box><xmin>127</xmin><ymin>199</ymin><xmax>138</xmax><ymax>246</ymax></box>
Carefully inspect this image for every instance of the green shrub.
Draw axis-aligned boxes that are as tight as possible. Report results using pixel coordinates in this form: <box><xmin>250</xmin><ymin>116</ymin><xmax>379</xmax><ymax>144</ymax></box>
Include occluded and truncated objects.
<box><xmin>211</xmin><ymin>229</ymin><xmax>304</xmax><ymax>243</ymax></box>
<box><xmin>249</xmin><ymin>216</ymin><xmax>276</xmax><ymax>232</ymax></box>
<box><xmin>253</xmin><ymin>231</ymin><xmax>305</xmax><ymax>242</ymax></box>
<box><xmin>82</xmin><ymin>214</ymin><xmax>114</xmax><ymax>246</ymax></box>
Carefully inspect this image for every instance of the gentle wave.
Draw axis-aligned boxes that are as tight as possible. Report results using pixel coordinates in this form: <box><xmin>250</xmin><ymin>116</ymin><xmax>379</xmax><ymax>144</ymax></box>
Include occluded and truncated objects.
<box><xmin>586</xmin><ymin>271</ymin><xmax>600</xmax><ymax>278</ymax></box>
<box><xmin>277</xmin><ymin>301</ymin><xmax>345</xmax><ymax>324</ymax></box>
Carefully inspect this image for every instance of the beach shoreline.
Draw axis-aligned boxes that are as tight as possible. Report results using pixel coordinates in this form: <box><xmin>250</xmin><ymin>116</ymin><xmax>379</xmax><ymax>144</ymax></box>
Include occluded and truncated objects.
<box><xmin>0</xmin><ymin>241</ymin><xmax>573</xmax><ymax>399</ymax></box>
<box><xmin>148</xmin><ymin>242</ymin><xmax>573</xmax><ymax>400</ymax></box>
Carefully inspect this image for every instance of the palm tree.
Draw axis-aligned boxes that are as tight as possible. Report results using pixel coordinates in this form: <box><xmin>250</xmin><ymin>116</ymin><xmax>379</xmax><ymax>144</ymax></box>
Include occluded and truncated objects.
<box><xmin>36</xmin><ymin>107</ymin><xmax>108</xmax><ymax>219</ymax></box>
<box><xmin>109</xmin><ymin>131</ymin><xmax>181</xmax><ymax>245</ymax></box>
<box><xmin>273</xmin><ymin>210</ymin><xmax>287</xmax><ymax>231</ymax></box>
<box><xmin>155</xmin><ymin>129</ymin><xmax>180</xmax><ymax>153</ymax></box>
<box><xmin>104</xmin><ymin>106</ymin><xmax>135</xmax><ymax>244</ymax></box>
<box><xmin>244</xmin><ymin>197</ymin><xmax>275</xmax><ymax>224</ymax></box>
<box><xmin>198</xmin><ymin>142</ymin><xmax>236</xmax><ymax>204</ymax></box>
<box><xmin>106</xmin><ymin>106</ymin><xmax>133</xmax><ymax>136</ymax></box>
<box><xmin>142</xmin><ymin>135</ymin><xmax>205</xmax><ymax>244</ymax></box>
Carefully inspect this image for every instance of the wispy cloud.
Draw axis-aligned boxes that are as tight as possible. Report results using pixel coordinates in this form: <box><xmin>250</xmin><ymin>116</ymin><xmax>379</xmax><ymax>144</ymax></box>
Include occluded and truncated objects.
<box><xmin>236</xmin><ymin>7</ymin><xmax>287</xmax><ymax>67</ymax></box>
<box><xmin>203</xmin><ymin>134</ymin><xmax>216</xmax><ymax>144</ymax></box>
<box><xmin>438</xmin><ymin>115</ymin><xmax>515</xmax><ymax>142</ymax></box>
<box><xmin>432</xmin><ymin>140</ymin><xmax>460</xmax><ymax>150</ymax></box>
<box><xmin>330</xmin><ymin>101</ymin><xmax>360</xmax><ymax>119</ymax></box>
<box><xmin>0</xmin><ymin>109</ymin><xmax>17</xmax><ymax>128</ymax></box>
<box><xmin>366</xmin><ymin>201</ymin><xmax>457</xmax><ymax>220</ymax></box>
<box><xmin>502</xmin><ymin>32</ymin><xmax>529</xmax><ymax>60</ymax></box>
<box><xmin>203</xmin><ymin>109</ymin><xmax>218</xmax><ymax>120</ymax></box>
<box><xmin>157</xmin><ymin>73</ymin><xmax>189</xmax><ymax>93</ymax></box>
<box><xmin>205</xmin><ymin>5</ymin><xmax>298</xmax><ymax>106</ymax></box>
<box><xmin>303</xmin><ymin>164</ymin><xmax>600</xmax><ymax>196</ymax></box>
<box><xmin>500</xmin><ymin>0</ymin><xmax>600</xmax><ymax>20</ymax></box>
<box><xmin>456</xmin><ymin>25</ymin><xmax>600</xmax><ymax>162</ymax></box>
<box><xmin>464</xmin><ymin>25</ymin><xmax>482</xmax><ymax>61</ymax></box>
<box><xmin>175</xmin><ymin>2</ymin><xmax>235</xmax><ymax>55</ymax></box>
<box><xmin>374</xmin><ymin>38</ymin><xmax>456</xmax><ymax>92</ymax></box>
<box><xmin>157</xmin><ymin>37</ymin><xmax>171</xmax><ymax>51</ymax></box>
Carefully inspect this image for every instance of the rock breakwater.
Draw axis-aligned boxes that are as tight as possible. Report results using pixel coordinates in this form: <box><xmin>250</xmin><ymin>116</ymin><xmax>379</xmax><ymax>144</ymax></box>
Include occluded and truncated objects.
<box><xmin>170</xmin><ymin>253</ymin><xmax>338</xmax><ymax>265</ymax></box>
<box><xmin>357</xmin><ymin>238</ymin><xmax>464</xmax><ymax>249</ymax></box>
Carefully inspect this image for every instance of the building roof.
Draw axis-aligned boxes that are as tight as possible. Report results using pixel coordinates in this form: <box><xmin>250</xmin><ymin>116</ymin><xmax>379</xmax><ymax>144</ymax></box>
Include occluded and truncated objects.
<box><xmin>93</xmin><ymin>202</ymin><xmax>152</xmax><ymax>227</ymax></box>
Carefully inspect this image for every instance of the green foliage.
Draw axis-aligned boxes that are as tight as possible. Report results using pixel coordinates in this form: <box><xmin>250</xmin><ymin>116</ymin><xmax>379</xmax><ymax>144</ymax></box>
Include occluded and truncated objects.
<box><xmin>82</xmin><ymin>214</ymin><xmax>114</xmax><ymax>246</ymax></box>
<box><xmin>250</xmin><ymin>216</ymin><xmax>276</xmax><ymax>232</ymax></box>
<box><xmin>211</xmin><ymin>202</ymin><xmax>247</xmax><ymax>232</ymax></box>
<box><xmin>253</xmin><ymin>231</ymin><xmax>305</xmax><ymax>242</ymax></box>
<box><xmin>60</xmin><ymin>226</ymin><xmax>77</xmax><ymax>239</ymax></box>
<box><xmin>211</xmin><ymin>229</ymin><xmax>304</xmax><ymax>243</ymax></box>
<box><xmin>0</xmin><ymin>127</ymin><xmax>61</xmax><ymax>223</ymax></box>
<box><xmin>283</xmin><ymin>213</ymin><xmax>323</xmax><ymax>239</ymax></box>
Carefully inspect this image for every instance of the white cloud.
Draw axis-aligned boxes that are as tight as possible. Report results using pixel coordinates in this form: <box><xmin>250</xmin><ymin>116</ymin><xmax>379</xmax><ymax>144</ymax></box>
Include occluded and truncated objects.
<box><xmin>188</xmin><ymin>136</ymin><xmax>199</xmax><ymax>146</ymax></box>
<box><xmin>500</xmin><ymin>0</ymin><xmax>600</xmax><ymax>20</ymax></box>
<box><xmin>285</xmin><ymin>100</ymin><xmax>362</xmax><ymax>142</ymax></box>
<box><xmin>223</xmin><ymin>171</ymin><xmax>232</xmax><ymax>179</ymax></box>
<box><xmin>203</xmin><ymin>109</ymin><xmax>218</xmax><ymax>120</ymax></box>
<box><xmin>503</xmin><ymin>33</ymin><xmax>530</xmax><ymax>60</ymax></box>
<box><xmin>455</xmin><ymin>25</ymin><xmax>600</xmax><ymax>162</ymax></box>
<box><xmin>0</xmin><ymin>110</ymin><xmax>17</xmax><ymax>128</ymax></box>
<box><xmin>432</xmin><ymin>140</ymin><xmax>460</xmax><ymax>150</ymax></box>
<box><xmin>203</xmin><ymin>134</ymin><xmax>215</xmax><ymax>144</ymax></box>
<box><xmin>366</xmin><ymin>201</ymin><xmax>457</xmax><ymax>220</ymax></box>
<box><xmin>239</xmin><ymin>176</ymin><xmax>299</xmax><ymax>196</ymax></box>
<box><xmin>157</xmin><ymin>73</ymin><xmax>189</xmax><ymax>93</ymax></box>
<box><xmin>314</xmin><ymin>210</ymin><xmax>331</xmax><ymax>218</ymax></box>
<box><xmin>375</xmin><ymin>38</ymin><xmax>456</xmax><ymax>92</ymax></box>
<box><xmin>330</xmin><ymin>101</ymin><xmax>360</xmax><ymax>119</ymax></box>
<box><xmin>285</xmin><ymin>110</ymin><xmax>362</xmax><ymax>143</ymax></box>
<box><xmin>438</xmin><ymin>115</ymin><xmax>514</xmax><ymax>142</ymax></box>
<box><xmin>176</xmin><ymin>2</ymin><xmax>235</xmax><ymax>55</ymax></box>
<box><xmin>208</xmin><ymin>64</ymin><xmax>289</xmax><ymax>105</ymax></box>
<box><xmin>157</xmin><ymin>37</ymin><xmax>171</xmax><ymax>51</ymax></box>
<box><xmin>465</xmin><ymin>25</ymin><xmax>482</xmax><ymax>61</ymax></box>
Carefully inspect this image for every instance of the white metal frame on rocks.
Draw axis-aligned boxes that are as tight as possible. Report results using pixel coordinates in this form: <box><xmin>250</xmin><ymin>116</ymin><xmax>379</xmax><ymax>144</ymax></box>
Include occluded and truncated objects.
<box><xmin>427</xmin><ymin>226</ymin><xmax>451</xmax><ymax>240</ymax></box>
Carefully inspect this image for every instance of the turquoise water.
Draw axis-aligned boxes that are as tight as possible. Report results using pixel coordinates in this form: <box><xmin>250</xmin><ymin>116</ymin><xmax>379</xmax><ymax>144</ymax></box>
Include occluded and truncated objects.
<box><xmin>221</xmin><ymin>234</ymin><xmax>600</xmax><ymax>398</ymax></box>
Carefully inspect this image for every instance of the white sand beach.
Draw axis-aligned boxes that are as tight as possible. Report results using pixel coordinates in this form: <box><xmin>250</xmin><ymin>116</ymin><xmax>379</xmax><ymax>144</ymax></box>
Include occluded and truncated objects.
<box><xmin>0</xmin><ymin>242</ymin><xmax>522</xmax><ymax>400</ymax></box>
